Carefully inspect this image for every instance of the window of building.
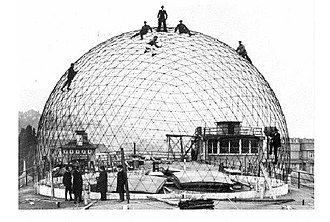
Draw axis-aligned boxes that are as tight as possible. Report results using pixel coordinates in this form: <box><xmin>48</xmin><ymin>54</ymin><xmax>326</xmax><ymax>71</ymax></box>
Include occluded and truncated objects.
<box><xmin>213</xmin><ymin>140</ymin><xmax>218</xmax><ymax>154</ymax></box>
<box><xmin>309</xmin><ymin>152</ymin><xmax>314</xmax><ymax>158</ymax></box>
<box><xmin>230</xmin><ymin>139</ymin><xmax>239</xmax><ymax>153</ymax></box>
<box><xmin>208</xmin><ymin>140</ymin><xmax>213</xmax><ymax>154</ymax></box>
<box><xmin>242</xmin><ymin>139</ymin><xmax>249</xmax><ymax>153</ymax></box>
<box><xmin>220</xmin><ymin>140</ymin><xmax>229</xmax><ymax>153</ymax></box>
<box><xmin>251</xmin><ymin>140</ymin><xmax>258</xmax><ymax>153</ymax></box>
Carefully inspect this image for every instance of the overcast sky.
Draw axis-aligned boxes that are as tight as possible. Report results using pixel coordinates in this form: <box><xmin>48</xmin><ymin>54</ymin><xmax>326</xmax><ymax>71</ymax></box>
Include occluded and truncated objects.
<box><xmin>16</xmin><ymin>0</ymin><xmax>314</xmax><ymax>138</ymax></box>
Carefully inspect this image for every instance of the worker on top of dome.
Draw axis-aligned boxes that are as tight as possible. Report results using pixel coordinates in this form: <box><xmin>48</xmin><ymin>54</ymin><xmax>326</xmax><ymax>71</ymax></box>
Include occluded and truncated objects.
<box><xmin>236</xmin><ymin>41</ymin><xmax>252</xmax><ymax>64</ymax></box>
<box><xmin>61</xmin><ymin>63</ymin><xmax>77</xmax><ymax>92</ymax></box>
<box><xmin>157</xmin><ymin>5</ymin><xmax>168</xmax><ymax>32</ymax></box>
<box><xmin>131</xmin><ymin>21</ymin><xmax>153</xmax><ymax>40</ymax></box>
<box><xmin>144</xmin><ymin>36</ymin><xmax>162</xmax><ymax>57</ymax></box>
<box><xmin>175</xmin><ymin>20</ymin><xmax>194</xmax><ymax>36</ymax></box>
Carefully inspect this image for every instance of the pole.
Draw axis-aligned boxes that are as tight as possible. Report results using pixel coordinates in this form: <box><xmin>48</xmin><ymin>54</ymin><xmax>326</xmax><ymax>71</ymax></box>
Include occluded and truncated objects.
<box><xmin>49</xmin><ymin>149</ymin><xmax>54</xmax><ymax>198</ymax></box>
<box><xmin>168</xmin><ymin>137</ymin><xmax>170</xmax><ymax>160</ymax></box>
<box><xmin>133</xmin><ymin>142</ymin><xmax>136</xmax><ymax>155</ymax></box>
<box><xmin>120</xmin><ymin>147</ymin><xmax>130</xmax><ymax>204</ymax></box>
<box><xmin>24</xmin><ymin>160</ymin><xmax>28</xmax><ymax>186</ymax></box>
<box><xmin>32</xmin><ymin>165</ymin><xmax>35</xmax><ymax>183</ymax></box>
<box><xmin>180</xmin><ymin>137</ymin><xmax>184</xmax><ymax>161</ymax></box>
<box><xmin>37</xmin><ymin>165</ymin><xmax>40</xmax><ymax>182</ymax></box>
<box><xmin>298</xmin><ymin>171</ymin><xmax>301</xmax><ymax>189</ymax></box>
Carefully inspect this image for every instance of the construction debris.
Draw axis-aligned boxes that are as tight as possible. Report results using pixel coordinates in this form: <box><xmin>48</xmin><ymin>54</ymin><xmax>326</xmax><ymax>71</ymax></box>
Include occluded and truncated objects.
<box><xmin>147</xmin><ymin>196</ymin><xmax>178</xmax><ymax>206</ymax></box>
<box><xmin>178</xmin><ymin>199</ymin><xmax>214</xmax><ymax>210</ymax></box>
<box><xmin>163</xmin><ymin>186</ymin><xmax>173</xmax><ymax>194</ymax></box>
<box><xmin>231</xmin><ymin>198</ymin><xmax>295</xmax><ymax>204</ymax></box>
<box><xmin>281</xmin><ymin>205</ymin><xmax>293</xmax><ymax>210</ymax></box>
<box><xmin>82</xmin><ymin>201</ymin><xmax>97</xmax><ymax>210</ymax></box>
<box><xmin>104</xmin><ymin>174</ymin><xmax>167</xmax><ymax>193</ymax></box>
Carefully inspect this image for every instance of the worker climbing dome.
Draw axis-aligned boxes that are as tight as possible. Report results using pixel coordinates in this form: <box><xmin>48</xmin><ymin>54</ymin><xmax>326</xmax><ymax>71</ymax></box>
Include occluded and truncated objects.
<box><xmin>37</xmin><ymin>27</ymin><xmax>290</xmax><ymax>196</ymax></box>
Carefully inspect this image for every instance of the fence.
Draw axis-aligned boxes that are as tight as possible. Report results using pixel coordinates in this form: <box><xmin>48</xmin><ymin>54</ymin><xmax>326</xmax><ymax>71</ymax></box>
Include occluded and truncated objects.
<box><xmin>18</xmin><ymin>165</ymin><xmax>39</xmax><ymax>188</ymax></box>
<box><xmin>290</xmin><ymin>170</ymin><xmax>314</xmax><ymax>189</ymax></box>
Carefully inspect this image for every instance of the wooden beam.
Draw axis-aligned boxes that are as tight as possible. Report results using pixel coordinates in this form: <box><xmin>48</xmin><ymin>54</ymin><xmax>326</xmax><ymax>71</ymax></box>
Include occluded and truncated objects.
<box><xmin>180</xmin><ymin>137</ymin><xmax>184</xmax><ymax>160</ymax></box>
<box><xmin>184</xmin><ymin>140</ymin><xmax>195</xmax><ymax>157</ymax></box>
<box><xmin>166</xmin><ymin>134</ymin><xmax>195</xmax><ymax>138</ymax></box>
<box><xmin>147</xmin><ymin>196</ymin><xmax>178</xmax><ymax>206</ymax></box>
<box><xmin>82</xmin><ymin>201</ymin><xmax>97</xmax><ymax>210</ymax></box>
<box><xmin>120</xmin><ymin>147</ymin><xmax>130</xmax><ymax>204</ymax></box>
<box><xmin>230</xmin><ymin>198</ymin><xmax>295</xmax><ymax>203</ymax></box>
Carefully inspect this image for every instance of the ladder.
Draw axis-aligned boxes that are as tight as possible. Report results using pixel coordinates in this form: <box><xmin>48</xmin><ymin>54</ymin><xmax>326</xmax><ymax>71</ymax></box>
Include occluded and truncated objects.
<box><xmin>260</xmin><ymin>162</ymin><xmax>276</xmax><ymax>199</ymax></box>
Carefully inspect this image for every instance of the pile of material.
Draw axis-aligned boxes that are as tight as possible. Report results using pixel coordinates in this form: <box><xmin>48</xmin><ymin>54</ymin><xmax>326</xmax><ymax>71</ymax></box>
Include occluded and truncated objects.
<box><xmin>178</xmin><ymin>199</ymin><xmax>214</xmax><ymax>210</ymax></box>
<box><xmin>172</xmin><ymin>171</ymin><xmax>234</xmax><ymax>192</ymax></box>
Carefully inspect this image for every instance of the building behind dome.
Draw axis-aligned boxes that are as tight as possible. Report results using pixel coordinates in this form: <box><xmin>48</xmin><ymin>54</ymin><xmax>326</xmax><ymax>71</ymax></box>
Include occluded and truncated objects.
<box><xmin>36</xmin><ymin>28</ymin><xmax>290</xmax><ymax>194</ymax></box>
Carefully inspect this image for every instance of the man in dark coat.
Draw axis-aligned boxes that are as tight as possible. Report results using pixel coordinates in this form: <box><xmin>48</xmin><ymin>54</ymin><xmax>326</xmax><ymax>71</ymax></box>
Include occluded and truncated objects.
<box><xmin>131</xmin><ymin>21</ymin><xmax>153</xmax><ymax>40</ymax></box>
<box><xmin>61</xmin><ymin>63</ymin><xmax>77</xmax><ymax>92</ymax></box>
<box><xmin>175</xmin><ymin>20</ymin><xmax>193</xmax><ymax>36</ymax></box>
<box><xmin>62</xmin><ymin>166</ymin><xmax>73</xmax><ymax>201</ymax></box>
<box><xmin>72</xmin><ymin>166</ymin><xmax>83</xmax><ymax>203</ymax></box>
<box><xmin>236</xmin><ymin>41</ymin><xmax>252</xmax><ymax>64</ymax></box>
<box><xmin>116</xmin><ymin>165</ymin><xmax>127</xmax><ymax>201</ymax></box>
<box><xmin>97</xmin><ymin>166</ymin><xmax>108</xmax><ymax>201</ymax></box>
<box><xmin>272</xmin><ymin>130</ymin><xmax>281</xmax><ymax>164</ymax></box>
<box><xmin>144</xmin><ymin>36</ymin><xmax>162</xmax><ymax>56</ymax></box>
<box><xmin>157</xmin><ymin>5</ymin><xmax>168</xmax><ymax>32</ymax></box>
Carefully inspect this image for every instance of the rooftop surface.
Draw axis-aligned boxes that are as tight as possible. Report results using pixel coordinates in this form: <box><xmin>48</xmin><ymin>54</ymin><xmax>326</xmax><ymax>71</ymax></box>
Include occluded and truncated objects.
<box><xmin>19</xmin><ymin>184</ymin><xmax>313</xmax><ymax>210</ymax></box>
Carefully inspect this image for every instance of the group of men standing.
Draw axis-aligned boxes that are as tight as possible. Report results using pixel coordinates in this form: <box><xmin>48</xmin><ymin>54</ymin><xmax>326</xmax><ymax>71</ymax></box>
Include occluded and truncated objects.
<box><xmin>62</xmin><ymin>165</ymin><xmax>83</xmax><ymax>203</ymax></box>
<box><xmin>62</xmin><ymin>164</ymin><xmax>127</xmax><ymax>203</ymax></box>
<box><xmin>97</xmin><ymin>164</ymin><xmax>127</xmax><ymax>201</ymax></box>
<box><xmin>131</xmin><ymin>5</ymin><xmax>193</xmax><ymax>40</ymax></box>
<box><xmin>131</xmin><ymin>5</ymin><xmax>194</xmax><ymax>57</ymax></box>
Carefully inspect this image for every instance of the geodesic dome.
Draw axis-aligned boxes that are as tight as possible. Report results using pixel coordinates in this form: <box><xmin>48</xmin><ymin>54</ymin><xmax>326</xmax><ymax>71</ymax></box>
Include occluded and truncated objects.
<box><xmin>37</xmin><ymin>28</ymin><xmax>290</xmax><ymax>193</ymax></box>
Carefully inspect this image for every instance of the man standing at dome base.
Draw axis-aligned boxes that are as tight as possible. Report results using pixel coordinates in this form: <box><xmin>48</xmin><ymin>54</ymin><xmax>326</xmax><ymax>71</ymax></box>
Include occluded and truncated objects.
<box><xmin>97</xmin><ymin>166</ymin><xmax>108</xmax><ymax>201</ymax></box>
<box><xmin>63</xmin><ymin>166</ymin><xmax>73</xmax><ymax>201</ymax></box>
<box><xmin>72</xmin><ymin>166</ymin><xmax>83</xmax><ymax>204</ymax></box>
<box><xmin>116</xmin><ymin>165</ymin><xmax>127</xmax><ymax>202</ymax></box>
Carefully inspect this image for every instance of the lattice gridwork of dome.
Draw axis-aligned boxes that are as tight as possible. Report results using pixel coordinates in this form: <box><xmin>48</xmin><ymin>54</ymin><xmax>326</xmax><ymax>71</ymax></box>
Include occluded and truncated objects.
<box><xmin>36</xmin><ymin>27</ymin><xmax>290</xmax><ymax>194</ymax></box>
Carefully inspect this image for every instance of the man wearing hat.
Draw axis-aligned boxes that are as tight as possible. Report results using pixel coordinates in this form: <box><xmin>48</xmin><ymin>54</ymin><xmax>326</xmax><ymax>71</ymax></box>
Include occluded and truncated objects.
<box><xmin>72</xmin><ymin>166</ymin><xmax>83</xmax><ymax>204</ymax></box>
<box><xmin>116</xmin><ymin>165</ymin><xmax>127</xmax><ymax>201</ymax></box>
<box><xmin>175</xmin><ymin>20</ymin><xmax>193</xmax><ymax>36</ymax></box>
<box><xmin>63</xmin><ymin>166</ymin><xmax>73</xmax><ymax>201</ymax></box>
<box><xmin>131</xmin><ymin>21</ymin><xmax>153</xmax><ymax>40</ymax></box>
<box><xmin>272</xmin><ymin>129</ymin><xmax>281</xmax><ymax>164</ymax></box>
<box><xmin>157</xmin><ymin>5</ymin><xmax>168</xmax><ymax>32</ymax></box>
<box><xmin>236</xmin><ymin>41</ymin><xmax>252</xmax><ymax>64</ymax></box>
<box><xmin>97</xmin><ymin>166</ymin><xmax>108</xmax><ymax>201</ymax></box>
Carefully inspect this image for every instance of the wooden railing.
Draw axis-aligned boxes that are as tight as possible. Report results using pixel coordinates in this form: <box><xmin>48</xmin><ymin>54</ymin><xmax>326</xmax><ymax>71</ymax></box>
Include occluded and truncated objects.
<box><xmin>204</xmin><ymin>126</ymin><xmax>263</xmax><ymax>137</ymax></box>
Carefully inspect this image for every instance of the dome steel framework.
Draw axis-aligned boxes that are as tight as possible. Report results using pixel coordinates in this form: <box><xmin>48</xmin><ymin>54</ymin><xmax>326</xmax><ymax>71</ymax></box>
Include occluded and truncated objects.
<box><xmin>36</xmin><ymin>28</ymin><xmax>290</xmax><ymax>193</ymax></box>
